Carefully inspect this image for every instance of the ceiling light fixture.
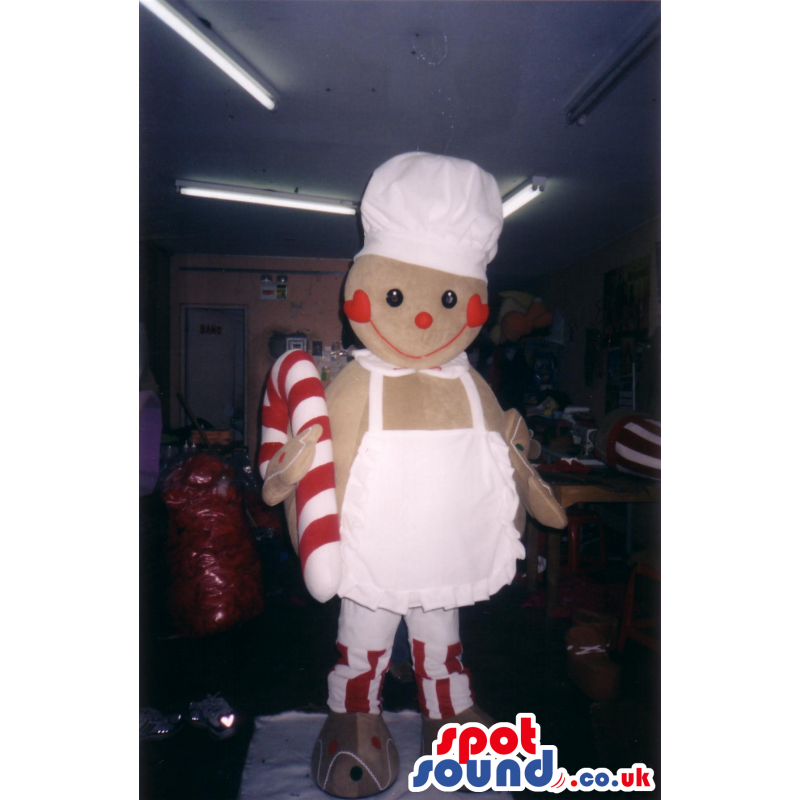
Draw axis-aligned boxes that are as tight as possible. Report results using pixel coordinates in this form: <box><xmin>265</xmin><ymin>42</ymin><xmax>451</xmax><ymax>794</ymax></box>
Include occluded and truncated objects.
<box><xmin>176</xmin><ymin>180</ymin><xmax>358</xmax><ymax>216</ymax></box>
<box><xmin>502</xmin><ymin>177</ymin><xmax>546</xmax><ymax>219</ymax></box>
<box><xmin>564</xmin><ymin>6</ymin><xmax>660</xmax><ymax>125</ymax></box>
<box><xmin>139</xmin><ymin>0</ymin><xmax>278</xmax><ymax>110</ymax></box>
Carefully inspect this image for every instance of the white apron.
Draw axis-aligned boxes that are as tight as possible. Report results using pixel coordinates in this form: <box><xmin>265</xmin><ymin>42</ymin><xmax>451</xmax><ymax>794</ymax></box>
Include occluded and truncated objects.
<box><xmin>338</xmin><ymin>350</ymin><xmax>525</xmax><ymax>614</ymax></box>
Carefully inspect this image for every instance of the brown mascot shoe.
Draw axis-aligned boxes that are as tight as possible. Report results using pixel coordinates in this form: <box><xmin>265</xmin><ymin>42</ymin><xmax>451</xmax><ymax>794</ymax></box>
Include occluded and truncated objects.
<box><xmin>311</xmin><ymin>712</ymin><xmax>399</xmax><ymax>798</ymax></box>
<box><xmin>565</xmin><ymin>625</ymin><xmax>621</xmax><ymax>703</ymax></box>
<box><xmin>420</xmin><ymin>705</ymin><xmax>495</xmax><ymax>758</ymax></box>
<box><xmin>571</xmin><ymin>608</ymin><xmax>620</xmax><ymax>651</ymax></box>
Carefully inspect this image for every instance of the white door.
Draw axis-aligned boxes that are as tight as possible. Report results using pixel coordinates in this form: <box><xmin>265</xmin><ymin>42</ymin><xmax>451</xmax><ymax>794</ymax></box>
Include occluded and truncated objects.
<box><xmin>184</xmin><ymin>307</ymin><xmax>245</xmax><ymax>440</ymax></box>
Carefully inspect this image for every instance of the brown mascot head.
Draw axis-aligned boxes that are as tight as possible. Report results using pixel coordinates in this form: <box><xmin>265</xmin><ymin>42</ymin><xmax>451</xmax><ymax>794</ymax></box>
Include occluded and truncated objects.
<box><xmin>344</xmin><ymin>152</ymin><xmax>503</xmax><ymax>370</ymax></box>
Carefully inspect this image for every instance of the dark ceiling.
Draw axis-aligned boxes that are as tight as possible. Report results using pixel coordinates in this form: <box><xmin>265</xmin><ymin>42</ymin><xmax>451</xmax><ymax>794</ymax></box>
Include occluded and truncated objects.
<box><xmin>140</xmin><ymin>1</ymin><xmax>660</xmax><ymax>284</ymax></box>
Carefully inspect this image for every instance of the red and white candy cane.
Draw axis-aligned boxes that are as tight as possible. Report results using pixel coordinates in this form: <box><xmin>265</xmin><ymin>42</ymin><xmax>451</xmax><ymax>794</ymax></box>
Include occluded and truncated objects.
<box><xmin>259</xmin><ymin>350</ymin><xmax>341</xmax><ymax>602</ymax></box>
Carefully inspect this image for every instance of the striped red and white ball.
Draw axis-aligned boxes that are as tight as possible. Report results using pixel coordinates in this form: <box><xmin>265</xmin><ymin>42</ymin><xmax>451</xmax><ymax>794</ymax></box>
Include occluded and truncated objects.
<box><xmin>595</xmin><ymin>409</ymin><xmax>661</xmax><ymax>481</ymax></box>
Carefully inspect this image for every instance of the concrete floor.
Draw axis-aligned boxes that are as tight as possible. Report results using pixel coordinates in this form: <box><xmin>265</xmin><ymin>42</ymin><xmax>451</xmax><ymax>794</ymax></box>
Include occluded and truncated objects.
<box><xmin>140</xmin><ymin>495</ymin><xmax>660</xmax><ymax>799</ymax></box>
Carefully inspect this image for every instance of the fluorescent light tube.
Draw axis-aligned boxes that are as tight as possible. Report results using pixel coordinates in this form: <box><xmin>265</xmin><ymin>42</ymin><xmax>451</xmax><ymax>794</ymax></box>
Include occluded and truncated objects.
<box><xmin>176</xmin><ymin>180</ymin><xmax>358</xmax><ymax>216</ymax></box>
<box><xmin>502</xmin><ymin>178</ymin><xmax>546</xmax><ymax>219</ymax></box>
<box><xmin>564</xmin><ymin>6</ymin><xmax>659</xmax><ymax>125</ymax></box>
<box><xmin>140</xmin><ymin>0</ymin><xmax>277</xmax><ymax>110</ymax></box>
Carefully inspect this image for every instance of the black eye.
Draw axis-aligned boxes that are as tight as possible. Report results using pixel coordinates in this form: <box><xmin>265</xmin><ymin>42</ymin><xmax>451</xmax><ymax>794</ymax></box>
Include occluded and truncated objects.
<box><xmin>386</xmin><ymin>289</ymin><xmax>404</xmax><ymax>307</ymax></box>
<box><xmin>441</xmin><ymin>290</ymin><xmax>457</xmax><ymax>309</ymax></box>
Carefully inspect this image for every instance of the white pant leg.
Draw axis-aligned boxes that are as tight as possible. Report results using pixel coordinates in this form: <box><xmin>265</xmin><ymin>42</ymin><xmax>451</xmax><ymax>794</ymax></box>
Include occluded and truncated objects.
<box><xmin>327</xmin><ymin>599</ymin><xmax>399</xmax><ymax>714</ymax></box>
<box><xmin>405</xmin><ymin>606</ymin><xmax>474</xmax><ymax>720</ymax></box>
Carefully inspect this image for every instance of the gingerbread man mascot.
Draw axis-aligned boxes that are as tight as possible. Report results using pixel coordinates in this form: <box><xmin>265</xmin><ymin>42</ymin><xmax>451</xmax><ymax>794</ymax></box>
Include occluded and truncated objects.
<box><xmin>260</xmin><ymin>152</ymin><xmax>567</xmax><ymax>797</ymax></box>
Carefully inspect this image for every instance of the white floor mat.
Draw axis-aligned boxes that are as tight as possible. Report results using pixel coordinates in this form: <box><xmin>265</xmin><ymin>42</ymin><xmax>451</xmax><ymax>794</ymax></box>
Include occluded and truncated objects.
<box><xmin>238</xmin><ymin>710</ymin><xmax>504</xmax><ymax>798</ymax></box>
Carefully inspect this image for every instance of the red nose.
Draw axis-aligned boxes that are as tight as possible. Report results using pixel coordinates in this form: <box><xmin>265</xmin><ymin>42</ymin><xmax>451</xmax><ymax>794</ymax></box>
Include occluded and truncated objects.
<box><xmin>415</xmin><ymin>312</ymin><xmax>433</xmax><ymax>329</ymax></box>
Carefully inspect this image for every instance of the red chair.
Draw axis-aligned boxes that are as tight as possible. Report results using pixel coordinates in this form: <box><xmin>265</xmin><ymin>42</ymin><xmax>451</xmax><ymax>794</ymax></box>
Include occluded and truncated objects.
<box><xmin>565</xmin><ymin>507</ymin><xmax>607</xmax><ymax>575</ymax></box>
<box><xmin>531</xmin><ymin>507</ymin><xmax>606</xmax><ymax>585</ymax></box>
<box><xmin>618</xmin><ymin>550</ymin><xmax>660</xmax><ymax>653</ymax></box>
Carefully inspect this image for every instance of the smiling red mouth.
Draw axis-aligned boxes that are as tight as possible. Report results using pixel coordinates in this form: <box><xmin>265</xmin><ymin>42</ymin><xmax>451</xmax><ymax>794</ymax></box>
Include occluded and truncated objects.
<box><xmin>369</xmin><ymin>320</ymin><xmax>468</xmax><ymax>360</ymax></box>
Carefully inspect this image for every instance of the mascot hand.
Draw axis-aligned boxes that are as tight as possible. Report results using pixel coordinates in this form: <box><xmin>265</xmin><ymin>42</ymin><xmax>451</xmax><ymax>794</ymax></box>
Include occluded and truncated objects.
<box><xmin>523</xmin><ymin>470</ymin><xmax>568</xmax><ymax>529</ymax></box>
<box><xmin>503</xmin><ymin>409</ymin><xmax>568</xmax><ymax>529</ymax></box>
<box><xmin>262</xmin><ymin>424</ymin><xmax>323</xmax><ymax>506</ymax></box>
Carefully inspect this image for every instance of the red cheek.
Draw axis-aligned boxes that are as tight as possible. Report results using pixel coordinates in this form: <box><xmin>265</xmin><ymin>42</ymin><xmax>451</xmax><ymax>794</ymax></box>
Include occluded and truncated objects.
<box><xmin>343</xmin><ymin>289</ymin><xmax>371</xmax><ymax>323</ymax></box>
<box><xmin>466</xmin><ymin>294</ymin><xmax>490</xmax><ymax>328</ymax></box>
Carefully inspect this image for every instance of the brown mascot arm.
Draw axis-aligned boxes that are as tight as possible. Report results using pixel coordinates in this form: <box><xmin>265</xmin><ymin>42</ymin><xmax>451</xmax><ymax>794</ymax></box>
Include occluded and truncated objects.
<box><xmin>503</xmin><ymin>408</ymin><xmax>568</xmax><ymax>530</ymax></box>
<box><xmin>469</xmin><ymin>369</ymin><xmax>567</xmax><ymax>530</ymax></box>
<box><xmin>325</xmin><ymin>360</ymin><xmax>371</xmax><ymax>516</ymax></box>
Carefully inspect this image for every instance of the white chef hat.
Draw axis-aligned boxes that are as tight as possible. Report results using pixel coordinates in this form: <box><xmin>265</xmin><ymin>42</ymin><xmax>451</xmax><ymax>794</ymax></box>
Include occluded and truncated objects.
<box><xmin>354</xmin><ymin>152</ymin><xmax>503</xmax><ymax>282</ymax></box>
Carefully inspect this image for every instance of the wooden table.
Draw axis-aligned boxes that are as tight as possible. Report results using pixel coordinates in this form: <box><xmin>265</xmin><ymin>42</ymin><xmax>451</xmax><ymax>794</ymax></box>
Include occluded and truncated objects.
<box><xmin>525</xmin><ymin>469</ymin><xmax>660</xmax><ymax>614</ymax></box>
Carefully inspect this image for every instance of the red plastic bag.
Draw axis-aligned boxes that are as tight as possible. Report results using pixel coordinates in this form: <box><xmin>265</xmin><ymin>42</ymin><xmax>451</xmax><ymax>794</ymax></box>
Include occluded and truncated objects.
<box><xmin>162</xmin><ymin>453</ymin><xmax>264</xmax><ymax>637</ymax></box>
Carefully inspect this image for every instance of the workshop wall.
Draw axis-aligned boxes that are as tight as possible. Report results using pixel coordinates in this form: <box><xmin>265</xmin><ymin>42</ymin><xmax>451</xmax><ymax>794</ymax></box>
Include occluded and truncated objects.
<box><xmin>170</xmin><ymin>254</ymin><xmax>350</xmax><ymax>455</ymax></box>
<box><xmin>140</xmin><ymin>241</ymin><xmax>171</xmax><ymax>418</ymax></box>
<box><xmin>532</xmin><ymin>217</ymin><xmax>661</xmax><ymax>422</ymax></box>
